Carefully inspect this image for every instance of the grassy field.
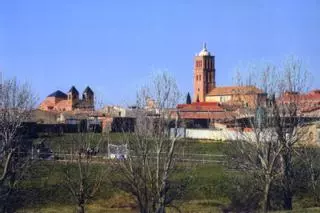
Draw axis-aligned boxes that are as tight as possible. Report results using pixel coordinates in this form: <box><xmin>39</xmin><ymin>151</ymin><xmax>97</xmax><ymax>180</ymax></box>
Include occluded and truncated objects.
<box><xmin>14</xmin><ymin>160</ymin><xmax>227</xmax><ymax>213</ymax></box>
<box><xmin>15</xmin><ymin>133</ymin><xmax>230</xmax><ymax>212</ymax></box>
<box><xmin>36</xmin><ymin>133</ymin><xmax>228</xmax><ymax>153</ymax></box>
<box><xmin>16</xmin><ymin>199</ymin><xmax>320</xmax><ymax>213</ymax></box>
<box><xmin>11</xmin><ymin>133</ymin><xmax>318</xmax><ymax>212</ymax></box>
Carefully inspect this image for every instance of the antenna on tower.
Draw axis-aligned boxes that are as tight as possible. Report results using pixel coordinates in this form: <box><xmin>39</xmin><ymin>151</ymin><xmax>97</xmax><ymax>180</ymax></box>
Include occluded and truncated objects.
<box><xmin>203</xmin><ymin>42</ymin><xmax>207</xmax><ymax>50</ymax></box>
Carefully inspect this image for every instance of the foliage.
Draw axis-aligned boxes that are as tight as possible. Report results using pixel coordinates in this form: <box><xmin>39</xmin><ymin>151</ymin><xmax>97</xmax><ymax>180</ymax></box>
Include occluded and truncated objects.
<box><xmin>186</xmin><ymin>93</ymin><xmax>191</xmax><ymax>104</ymax></box>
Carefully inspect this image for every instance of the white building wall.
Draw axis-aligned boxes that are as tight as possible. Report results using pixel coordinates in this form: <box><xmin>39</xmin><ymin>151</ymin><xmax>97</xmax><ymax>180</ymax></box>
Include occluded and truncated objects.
<box><xmin>170</xmin><ymin>128</ymin><xmax>254</xmax><ymax>141</ymax></box>
<box><xmin>185</xmin><ymin>129</ymin><xmax>240</xmax><ymax>141</ymax></box>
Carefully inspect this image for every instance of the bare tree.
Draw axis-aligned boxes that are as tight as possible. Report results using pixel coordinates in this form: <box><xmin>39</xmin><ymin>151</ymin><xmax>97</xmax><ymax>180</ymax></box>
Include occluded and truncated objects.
<box><xmin>62</xmin><ymin>132</ymin><xmax>107</xmax><ymax>213</ymax></box>
<box><xmin>228</xmin><ymin>56</ymin><xmax>311</xmax><ymax>212</ymax></box>
<box><xmin>275</xmin><ymin>56</ymin><xmax>310</xmax><ymax>210</ymax></box>
<box><xmin>227</xmin><ymin>97</ymin><xmax>284</xmax><ymax>213</ymax></box>
<box><xmin>112</xmin><ymin>72</ymin><xmax>186</xmax><ymax>213</ymax></box>
<box><xmin>0</xmin><ymin>77</ymin><xmax>36</xmax><ymax>212</ymax></box>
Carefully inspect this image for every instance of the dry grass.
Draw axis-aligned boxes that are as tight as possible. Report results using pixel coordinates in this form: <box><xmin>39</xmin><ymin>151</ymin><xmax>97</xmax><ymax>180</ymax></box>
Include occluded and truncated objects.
<box><xmin>16</xmin><ymin>200</ymin><xmax>320</xmax><ymax>213</ymax></box>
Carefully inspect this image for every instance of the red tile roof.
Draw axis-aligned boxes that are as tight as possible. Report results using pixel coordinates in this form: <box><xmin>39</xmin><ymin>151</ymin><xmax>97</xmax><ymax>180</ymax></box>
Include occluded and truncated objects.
<box><xmin>280</xmin><ymin>90</ymin><xmax>320</xmax><ymax>102</ymax></box>
<box><xmin>178</xmin><ymin>111</ymin><xmax>235</xmax><ymax>120</ymax></box>
<box><xmin>176</xmin><ymin>102</ymin><xmax>235</xmax><ymax>120</ymax></box>
<box><xmin>177</xmin><ymin>102</ymin><xmax>224</xmax><ymax>112</ymax></box>
<box><xmin>275</xmin><ymin>90</ymin><xmax>320</xmax><ymax>115</ymax></box>
<box><xmin>206</xmin><ymin>86</ymin><xmax>264</xmax><ymax>96</ymax></box>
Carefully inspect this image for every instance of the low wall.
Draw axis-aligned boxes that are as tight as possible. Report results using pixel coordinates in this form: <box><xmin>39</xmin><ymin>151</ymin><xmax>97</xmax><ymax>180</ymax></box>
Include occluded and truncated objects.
<box><xmin>171</xmin><ymin>128</ymin><xmax>253</xmax><ymax>141</ymax></box>
<box><xmin>185</xmin><ymin>129</ymin><xmax>242</xmax><ymax>141</ymax></box>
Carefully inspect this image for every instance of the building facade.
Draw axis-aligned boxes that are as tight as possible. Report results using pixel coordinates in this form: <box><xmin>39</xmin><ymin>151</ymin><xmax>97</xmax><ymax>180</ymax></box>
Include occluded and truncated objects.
<box><xmin>39</xmin><ymin>86</ymin><xmax>94</xmax><ymax>112</ymax></box>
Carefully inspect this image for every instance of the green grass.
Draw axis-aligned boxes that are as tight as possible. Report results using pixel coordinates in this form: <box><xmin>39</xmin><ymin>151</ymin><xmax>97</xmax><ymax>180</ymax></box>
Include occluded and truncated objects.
<box><xmin>13</xmin><ymin>158</ymin><xmax>229</xmax><ymax>212</ymax></box>
<box><xmin>35</xmin><ymin>133</ymin><xmax>229</xmax><ymax>156</ymax></box>
<box><xmin>272</xmin><ymin>208</ymin><xmax>320</xmax><ymax>213</ymax></box>
<box><xmin>17</xmin><ymin>134</ymin><xmax>320</xmax><ymax>213</ymax></box>
<box><xmin>17</xmin><ymin>200</ymin><xmax>320</xmax><ymax>213</ymax></box>
<box><xmin>182</xmin><ymin>140</ymin><xmax>228</xmax><ymax>155</ymax></box>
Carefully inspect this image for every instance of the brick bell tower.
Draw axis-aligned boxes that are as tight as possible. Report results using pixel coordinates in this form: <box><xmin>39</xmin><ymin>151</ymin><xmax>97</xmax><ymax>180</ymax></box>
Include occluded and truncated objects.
<box><xmin>193</xmin><ymin>43</ymin><xmax>216</xmax><ymax>102</ymax></box>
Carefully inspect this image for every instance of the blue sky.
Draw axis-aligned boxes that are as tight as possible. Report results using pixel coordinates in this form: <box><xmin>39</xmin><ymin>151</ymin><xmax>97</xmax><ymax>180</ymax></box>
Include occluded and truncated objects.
<box><xmin>0</xmin><ymin>0</ymin><xmax>319</xmax><ymax>105</ymax></box>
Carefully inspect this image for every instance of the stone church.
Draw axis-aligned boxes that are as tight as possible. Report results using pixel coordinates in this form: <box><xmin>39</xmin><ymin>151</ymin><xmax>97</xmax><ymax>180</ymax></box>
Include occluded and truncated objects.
<box><xmin>39</xmin><ymin>86</ymin><xmax>94</xmax><ymax>112</ymax></box>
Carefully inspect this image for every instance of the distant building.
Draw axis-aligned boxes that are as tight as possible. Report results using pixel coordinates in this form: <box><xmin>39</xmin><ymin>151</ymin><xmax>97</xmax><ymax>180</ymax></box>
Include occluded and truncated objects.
<box><xmin>205</xmin><ymin>86</ymin><xmax>267</xmax><ymax>108</ymax></box>
<box><xmin>175</xmin><ymin>102</ymin><xmax>235</xmax><ymax>128</ymax></box>
<box><xmin>174</xmin><ymin>43</ymin><xmax>267</xmax><ymax>126</ymax></box>
<box><xmin>193</xmin><ymin>43</ymin><xmax>266</xmax><ymax>107</ymax></box>
<box><xmin>299</xmin><ymin>122</ymin><xmax>320</xmax><ymax>146</ymax></box>
<box><xmin>100</xmin><ymin>105</ymin><xmax>131</xmax><ymax>117</ymax></box>
<box><xmin>279</xmin><ymin>90</ymin><xmax>320</xmax><ymax>117</ymax></box>
<box><xmin>39</xmin><ymin>86</ymin><xmax>94</xmax><ymax>112</ymax></box>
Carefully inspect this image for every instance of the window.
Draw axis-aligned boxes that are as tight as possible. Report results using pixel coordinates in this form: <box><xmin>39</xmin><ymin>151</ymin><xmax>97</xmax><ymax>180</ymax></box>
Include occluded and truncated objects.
<box><xmin>196</xmin><ymin>60</ymin><xmax>202</xmax><ymax>68</ymax></box>
<box><xmin>196</xmin><ymin>75</ymin><xmax>198</xmax><ymax>81</ymax></box>
<box><xmin>199</xmin><ymin>75</ymin><xmax>201</xmax><ymax>81</ymax></box>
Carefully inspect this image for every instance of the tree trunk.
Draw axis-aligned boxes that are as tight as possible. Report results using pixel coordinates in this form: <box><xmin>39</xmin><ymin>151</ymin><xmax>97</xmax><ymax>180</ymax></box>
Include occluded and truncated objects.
<box><xmin>156</xmin><ymin>206</ymin><xmax>165</xmax><ymax>213</ymax></box>
<box><xmin>283</xmin><ymin>187</ymin><xmax>293</xmax><ymax>210</ymax></box>
<box><xmin>282</xmin><ymin>151</ymin><xmax>293</xmax><ymax>210</ymax></box>
<box><xmin>309</xmin><ymin>160</ymin><xmax>320</xmax><ymax>204</ymax></box>
<box><xmin>76</xmin><ymin>204</ymin><xmax>84</xmax><ymax>213</ymax></box>
<box><xmin>262</xmin><ymin>175</ymin><xmax>271</xmax><ymax>213</ymax></box>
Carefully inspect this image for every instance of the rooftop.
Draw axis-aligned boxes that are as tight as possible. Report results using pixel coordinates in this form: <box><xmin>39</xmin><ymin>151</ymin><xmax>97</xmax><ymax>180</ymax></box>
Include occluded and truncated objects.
<box><xmin>83</xmin><ymin>86</ymin><xmax>94</xmax><ymax>94</ymax></box>
<box><xmin>207</xmin><ymin>86</ymin><xmax>264</xmax><ymax>96</ymax></box>
<box><xmin>198</xmin><ymin>43</ymin><xmax>211</xmax><ymax>57</ymax></box>
<box><xmin>177</xmin><ymin>102</ymin><xmax>225</xmax><ymax>112</ymax></box>
<box><xmin>47</xmin><ymin>90</ymin><xmax>68</xmax><ymax>99</ymax></box>
<box><xmin>68</xmin><ymin>86</ymin><xmax>79</xmax><ymax>95</ymax></box>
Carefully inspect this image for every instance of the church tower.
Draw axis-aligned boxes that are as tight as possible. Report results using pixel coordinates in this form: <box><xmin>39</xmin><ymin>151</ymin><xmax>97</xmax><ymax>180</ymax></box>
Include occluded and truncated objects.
<box><xmin>82</xmin><ymin>86</ymin><xmax>94</xmax><ymax>110</ymax></box>
<box><xmin>67</xmin><ymin>86</ymin><xmax>79</xmax><ymax>108</ymax></box>
<box><xmin>193</xmin><ymin>43</ymin><xmax>216</xmax><ymax>102</ymax></box>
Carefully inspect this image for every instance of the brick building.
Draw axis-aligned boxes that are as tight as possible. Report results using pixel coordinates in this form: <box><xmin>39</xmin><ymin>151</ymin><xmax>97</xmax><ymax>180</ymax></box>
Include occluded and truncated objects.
<box><xmin>39</xmin><ymin>86</ymin><xmax>94</xmax><ymax>112</ymax></box>
<box><xmin>279</xmin><ymin>90</ymin><xmax>320</xmax><ymax>117</ymax></box>
<box><xmin>176</xmin><ymin>44</ymin><xmax>266</xmax><ymax>125</ymax></box>
<box><xmin>193</xmin><ymin>43</ymin><xmax>266</xmax><ymax>107</ymax></box>
<box><xmin>177</xmin><ymin>44</ymin><xmax>320</xmax><ymax>130</ymax></box>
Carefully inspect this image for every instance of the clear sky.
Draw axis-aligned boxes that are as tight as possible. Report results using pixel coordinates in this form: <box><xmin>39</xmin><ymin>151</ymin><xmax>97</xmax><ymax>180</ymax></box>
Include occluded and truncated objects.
<box><xmin>0</xmin><ymin>0</ymin><xmax>319</xmax><ymax>106</ymax></box>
